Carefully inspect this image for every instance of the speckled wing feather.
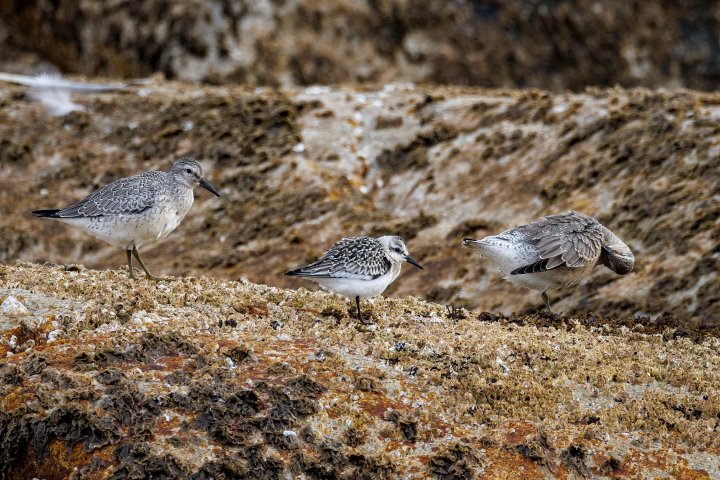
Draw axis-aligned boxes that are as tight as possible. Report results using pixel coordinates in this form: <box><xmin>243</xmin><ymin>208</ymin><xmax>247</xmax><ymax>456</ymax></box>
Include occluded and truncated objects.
<box><xmin>287</xmin><ymin>237</ymin><xmax>391</xmax><ymax>280</ymax></box>
<box><xmin>51</xmin><ymin>172</ymin><xmax>164</xmax><ymax>217</ymax></box>
<box><xmin>510</xmin><ymin>211</ymin><xmax>603</xmax><ymax>274</ymax></box>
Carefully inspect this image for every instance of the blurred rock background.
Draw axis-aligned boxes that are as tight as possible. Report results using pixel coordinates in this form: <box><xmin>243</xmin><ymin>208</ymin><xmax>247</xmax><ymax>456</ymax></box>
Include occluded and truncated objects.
<box><xmin>2</xmin><ymin>0</ymin><xmax>720</xmax><ymax>89</ymax></box>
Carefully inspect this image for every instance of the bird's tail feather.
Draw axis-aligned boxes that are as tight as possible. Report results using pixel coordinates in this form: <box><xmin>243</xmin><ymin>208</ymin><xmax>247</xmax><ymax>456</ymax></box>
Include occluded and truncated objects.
<box><xmin>462</xmin><ymin>238</ymin><xmax>489</xmax><ymax>251</ymax></box>
<box><xmin>31</xmin><ymin>209</ymin><xmax>61</xmax><ymax>218</ymax></box>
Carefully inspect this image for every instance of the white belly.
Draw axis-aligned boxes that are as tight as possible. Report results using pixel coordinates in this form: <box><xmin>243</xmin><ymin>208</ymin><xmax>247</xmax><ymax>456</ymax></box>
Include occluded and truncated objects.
<box><xmin>503</xmin><ymin>270</ymin><xmax>565</xmax><ymax>292</ymax></box>
<box><xmin>469</xmin><ymin>236</ymin><xmax>593</xmax><ymax>293</ymax></box>
<box><xmin>155</xmin><ymin>209</ymin><xmax>185</xmax><ymax>241</ymax></box>
<box><xmin>312</xmin><ymin>268</ymin><xmax>399</xmax><ymax>299</ymax></box>
<box><xmin>507</xmin><ymin>264</ymin><xmax>593</xmax><ymax>291</ymax></box>
<box><xmin>54</xmin><ymin>193</ymin><xmax>194</xmax><ymax>250</ymax></box>
<box><xmin>469</xmin><ymin>237</ymin><xmax>537</xmax><ymax>274</ymax></box>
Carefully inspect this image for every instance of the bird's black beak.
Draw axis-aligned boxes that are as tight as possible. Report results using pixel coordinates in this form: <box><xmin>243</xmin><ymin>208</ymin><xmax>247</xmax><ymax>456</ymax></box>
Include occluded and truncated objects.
<box><xmin>404</xmin><ymin>255</ymin><xmax>423</xmax><ymax>269</ymax></box>
<box><xmin>199</xmin><ymin>177</ymin><xmax>221</xmax><ymax>197</ymax></box>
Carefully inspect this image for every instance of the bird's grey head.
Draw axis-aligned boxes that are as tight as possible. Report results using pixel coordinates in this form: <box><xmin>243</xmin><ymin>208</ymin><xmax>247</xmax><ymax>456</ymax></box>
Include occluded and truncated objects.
<box><xmin>377</xmin><ymin>235</ymin><xmax>423</xmax><ymax>270</ymax></box>
<box><xmin>600</xmin><ymin>228</ymin><xmax>634</xmax><ymax>275</ymax></box>
<box><xmin>169</xmin><ymin>158</ymin><xmax>221</xmax><ymax>197</ymax></box>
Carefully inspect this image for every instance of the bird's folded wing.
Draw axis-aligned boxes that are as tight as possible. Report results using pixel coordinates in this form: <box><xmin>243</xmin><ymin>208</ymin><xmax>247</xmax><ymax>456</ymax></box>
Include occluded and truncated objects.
<box><xmin>510</xmin><ymin>258</ymin><xmax>554</xmax><ymax>275</ymax></box>
<box><xmin>52</xmin><ymin>173</ymin><xmax>161</xmax><ymax>217</ymax></box>
<box><xmin>532</xmin><ymin>212</ymin><xmax>603</xmax><ymax>269</ymax></box>
<box><xmin>290</xmin><ymin>237</ymin><xmax>391</xmax><ymax>280</ymax></box>
<box><xmin>510</xmin><ymin>212</ymin><xmax>603</xmax><ymax>275</ymax></box>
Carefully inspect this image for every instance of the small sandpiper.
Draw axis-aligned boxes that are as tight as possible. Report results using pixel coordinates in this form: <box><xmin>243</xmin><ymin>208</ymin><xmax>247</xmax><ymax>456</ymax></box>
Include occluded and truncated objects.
<box><xmin>286</xmin><ymin>235</ymin><xmax>424</xmax><ymax>320</ymax></box>
<box><xmin>32</xmin><ymin>157</ymin><xmax>220</xmax><ymax>280</ymax></box>
<box><xmin>462</xmin><ymin>211</ymin><xmax>634</xmax><ymax>312</ymax></box>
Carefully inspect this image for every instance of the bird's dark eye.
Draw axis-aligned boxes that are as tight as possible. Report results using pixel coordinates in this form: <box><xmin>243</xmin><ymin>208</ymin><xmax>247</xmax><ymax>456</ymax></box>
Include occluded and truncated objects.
<box><xmin>185</xmin><ymin>168</ymin><xmax>192</xmax><ymax>173</ymax></box>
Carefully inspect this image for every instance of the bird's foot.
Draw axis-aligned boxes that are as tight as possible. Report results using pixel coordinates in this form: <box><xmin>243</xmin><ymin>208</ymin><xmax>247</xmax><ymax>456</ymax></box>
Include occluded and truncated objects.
<box><xmin>348</xmin><ymin>308</ymin><xmax>373</xmax><ymax>324</ymax></box>
<box><xmin>353</xmin><ymin>316</ymin><xmax>376</xmax><ymax>332</ymax></box>
<box><xmin>538</xmin><ymin>308</ymin><xmax>560</xmax><ymax>321</ymax></box>
<box><xmin>145</xmin><ymin>273</ymin><xmax>170</xmax><ymax>282</ymax></box>
<box><xmin>351</xmin><ymin>296</ymin><xmax>373</xmax><ymax>324</ymax></box>
<box><xmin>445</xmin><ymin>305</ymin><xmax>467</xmax><ymax>320</ymax></box>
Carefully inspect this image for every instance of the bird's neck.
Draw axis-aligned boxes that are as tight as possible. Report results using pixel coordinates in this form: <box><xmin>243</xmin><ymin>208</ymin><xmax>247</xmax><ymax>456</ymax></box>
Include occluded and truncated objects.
<box><xmin>388</xmin><ymin>256</ymin><xmax>403</xmax><ymax>280</ymax></box>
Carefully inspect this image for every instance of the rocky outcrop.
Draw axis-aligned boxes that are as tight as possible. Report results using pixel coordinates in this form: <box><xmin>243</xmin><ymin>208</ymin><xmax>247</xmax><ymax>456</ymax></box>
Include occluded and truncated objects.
<box><xmin>2</xmin><ymin>1</ymin><xmax>720</xmax><ymax>89</ymax></box>
<box><xmin>1</xmin><ymin>263</ymin><xmax>719</xmax><ymax>479</ymax></box>
<box><xmin>0</xmin><ymin>81</ymin><xmax>717</xmax><ymax>324</ymax></box>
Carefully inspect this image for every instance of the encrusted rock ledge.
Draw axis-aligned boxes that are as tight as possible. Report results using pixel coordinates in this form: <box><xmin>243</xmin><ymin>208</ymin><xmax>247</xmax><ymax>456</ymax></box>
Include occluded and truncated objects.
<box><xmin>2</xmin><ymin>81</ymin><xmax>719</xmax><ymax>324</ymax></box>
<box><xmin>1</xmin><ymin>262</ymin><xmax>719</xmax><ymax>479</ymax></box>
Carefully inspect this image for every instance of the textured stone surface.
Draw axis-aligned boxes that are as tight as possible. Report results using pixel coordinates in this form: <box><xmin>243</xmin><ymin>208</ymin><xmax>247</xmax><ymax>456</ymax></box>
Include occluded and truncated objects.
<box><xmin>3</xmin><ymin>0</ymin><xmax>720</xmax><ymax>89</ymax></box>
<box><xmin>1</xmin><ymin>263</ymin><xmax>719</xmax><ymax>479</ymax></box>
<box><xmin>0</xmin><ymin>81</ymin><xmax>718</xmax><ymax>324</ymax></box>
<box><xmin>0</xmin><ymin>296</ymin><xmax>29</xmax><ymax>318</ymax></box>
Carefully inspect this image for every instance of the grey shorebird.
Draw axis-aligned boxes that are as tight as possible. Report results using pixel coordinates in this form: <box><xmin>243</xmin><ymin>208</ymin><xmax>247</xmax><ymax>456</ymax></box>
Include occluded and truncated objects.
<box><xmin>286</xmin><ymin>236</ymin><xmax>423</xmax><ymax>320</ymax></box>
<box><xmin>462</xmin><ymin>211</ymin><xmax>634</xmax><ymax>312</ymax></box>
<box><xmin>32</xmin><ymin>157</ymin><xmax>220</xmax><ymax>280</ymax></box>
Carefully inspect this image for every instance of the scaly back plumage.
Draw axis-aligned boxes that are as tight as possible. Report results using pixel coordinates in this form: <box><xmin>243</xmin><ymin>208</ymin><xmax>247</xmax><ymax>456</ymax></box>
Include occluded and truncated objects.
<box><xmin>286</xmin><ymin>236</ymin><xmax>391</xmax><ymax>280</ymax></box>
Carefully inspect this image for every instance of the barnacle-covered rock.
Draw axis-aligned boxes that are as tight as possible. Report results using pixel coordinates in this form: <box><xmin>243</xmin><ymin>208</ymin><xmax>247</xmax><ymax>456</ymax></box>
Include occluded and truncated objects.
<box><xmin>1</xmin><ymin>263</ymin><xmax>719</xmax><ymax>478</ymax></box>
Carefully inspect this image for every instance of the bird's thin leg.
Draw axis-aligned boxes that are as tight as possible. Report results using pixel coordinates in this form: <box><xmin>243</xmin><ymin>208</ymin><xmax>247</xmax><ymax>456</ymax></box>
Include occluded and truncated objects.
<box><xmin>126</xmin><ymin>249</ymin><xmax>135</xmax><ymax>279</ymax></box>
<box><xmin>542</xmin><ymin>291</ymin><xmax>552</xmax><ymax>313</ymax></box>
<box><xmin>132</xmin><ymin>247</ymin><xmax>163</xmax><ymax>281</ymax></box>
<box><xmin>356</xmin><ymin>296</ymin><xmax>362</xmax><ymax>321</ymax></box>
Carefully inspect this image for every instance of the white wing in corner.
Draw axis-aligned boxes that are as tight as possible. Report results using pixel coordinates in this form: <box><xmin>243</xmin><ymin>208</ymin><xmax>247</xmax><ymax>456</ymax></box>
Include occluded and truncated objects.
<box><xmin>0</xmin><ymin>71</ymin><xmax>153</xmax><ymax>116</ymax></box>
